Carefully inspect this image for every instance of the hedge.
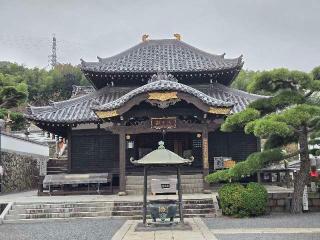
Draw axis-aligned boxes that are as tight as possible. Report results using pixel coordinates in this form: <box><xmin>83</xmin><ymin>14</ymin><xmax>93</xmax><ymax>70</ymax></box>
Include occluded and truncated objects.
<box><xmin>218</xmin><ymin>182</ymin><xmax>268</xmax><ymax>217</ymax></box>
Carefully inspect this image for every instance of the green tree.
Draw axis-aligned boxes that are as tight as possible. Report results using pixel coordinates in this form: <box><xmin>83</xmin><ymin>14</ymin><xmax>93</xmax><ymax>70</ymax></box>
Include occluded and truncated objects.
<box><xmin>0</xmin><ymin>86</ymin><xmax>27</xmax><ymax>108</ymax></box>
<box><xmin>206</xmin><ymin>68</ymin><xmax>320</xmax><ymax>213</ymax></box>
<box><xmin>312</xmin><ymin>65</ymin><xmax>320</xmax><ymax>80</ymax></box>
<box><xmin>231</xmin><ymin>69</ymin><xmax>259</xmax><ymax>91</ymax></box>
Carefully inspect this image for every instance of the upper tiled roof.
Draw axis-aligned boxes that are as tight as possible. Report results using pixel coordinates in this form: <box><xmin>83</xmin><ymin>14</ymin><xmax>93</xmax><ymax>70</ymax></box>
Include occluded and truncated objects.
<box><xmin>26</xmin><ymin>82</ymin><xmax>265</xmax><ymax>124</ymax></box>
<box><xmin>80</xmin><ymin>39</ymin><xmax>243</xmax><ymax>73</ymax></box>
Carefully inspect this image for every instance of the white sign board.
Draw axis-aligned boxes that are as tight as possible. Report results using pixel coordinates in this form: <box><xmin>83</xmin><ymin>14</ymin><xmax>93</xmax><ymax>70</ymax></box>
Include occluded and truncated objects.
<box><xmin>302</xmin><ymin>185</ymin><xmax>308</xmax><ymax>211</ymax></box>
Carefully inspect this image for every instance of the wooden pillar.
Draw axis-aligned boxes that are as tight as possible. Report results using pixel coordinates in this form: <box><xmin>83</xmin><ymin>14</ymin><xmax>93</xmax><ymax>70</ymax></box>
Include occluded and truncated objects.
<box><xmin>67</xmin><ymin>127</ymin><xmax>72</xmax><ymax>173</ymax></box>
<box><xmin>38</xmin><ymin>175</ymin><xmax>44</xmax><ymax>195</ymax></box>
<box><xmin>202</xmin><ymin>128</ymin><xmax>210</xmax><ymax>193</ymax></box>
<box><xmin>143</xmin><ymin>166</ymin><xmax>148</xmax><ymax>225</ymax></box>
<box><xmin>177</xmin><ymin>166</ymin><xmax>184</xmax><ymax>223</ymax></box>
<box><xmin>119</xmin><ymin>132</ymin><xmax>127</xmax><ymax>195</ymax></box>
<box><xmin>257</xmin><ymin>171</ymin><xmax>261</xmax><ymax>183</ymax></box>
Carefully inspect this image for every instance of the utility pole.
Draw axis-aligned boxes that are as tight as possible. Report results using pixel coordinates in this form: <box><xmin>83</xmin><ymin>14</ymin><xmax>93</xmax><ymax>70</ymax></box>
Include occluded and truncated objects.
<box><xmin>49</xmin><ymin>34</ymin><xmax>57</xmax><ymax>68</ymax></box>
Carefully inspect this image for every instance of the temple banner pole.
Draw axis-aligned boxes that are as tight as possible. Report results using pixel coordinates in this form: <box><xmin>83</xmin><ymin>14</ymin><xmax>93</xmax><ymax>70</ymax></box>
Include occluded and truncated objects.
<box><xmin>177</xmin><ymin>166</ymin><xmax>184</xmax><ymax>223</ymax></box>
<box><xmin>202</xmin><ymin>128</ymin><xmax>210</xmax><ymax>193</ymax></box>
<box><xmin>143</xmin><ymin>166</ymin><xmax>148</xmax><ymax>224</ymax></box>
<box><xmin>119</xmin><ymin>132</ymin><xmax>126</xmax><ymax>195</ymax></box>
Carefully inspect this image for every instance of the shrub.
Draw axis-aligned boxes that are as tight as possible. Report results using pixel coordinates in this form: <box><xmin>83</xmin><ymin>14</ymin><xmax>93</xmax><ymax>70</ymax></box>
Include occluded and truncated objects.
<box><xmin>218</xmin><ymin>182</ymin><xmax>268</xmax><ymax>217</ymax></box>
<box><xmin>205</xmin><ymin>169</ymin><xmax>230</xmax><ymax>183</ymax></box>
<box><xmin>218</xmin><ymin>183</ymin><xmax>245</xmax><ymax>217</ymax></box>
<box><xmin>241</xmin><ymin>182</ymin><xmax>268</xmax><ymax>216</ymax></box>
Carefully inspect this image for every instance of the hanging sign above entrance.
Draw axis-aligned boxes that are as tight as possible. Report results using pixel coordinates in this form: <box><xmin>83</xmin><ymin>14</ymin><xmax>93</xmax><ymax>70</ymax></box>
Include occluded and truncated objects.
<box><xmin>151</xmin><ymin>117</ymin><xmax>177</xmax><ymax>129</ymax></box>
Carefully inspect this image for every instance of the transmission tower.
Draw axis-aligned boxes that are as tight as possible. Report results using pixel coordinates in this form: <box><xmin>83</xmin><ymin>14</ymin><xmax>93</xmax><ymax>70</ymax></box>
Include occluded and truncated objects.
<box><xmin>49</xmin><ymin>34</ymin><xmax>57</xmax><ymax>68</ymax></box>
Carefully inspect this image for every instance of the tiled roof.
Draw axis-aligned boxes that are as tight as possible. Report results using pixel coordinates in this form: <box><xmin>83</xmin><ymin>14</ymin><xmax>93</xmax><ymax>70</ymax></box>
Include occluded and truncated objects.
<box><xmin>26</xmin><ymin>82</ymin><xmax>265</xmax><ymax>124</ymax></box>
<box><xmin>93</xmin><ymin>73</ymin><xmax>233</xmax><ymax>111</ymax></box>
<box><xmin>71</xmin><ymin>85</ymin><xmax>94</xmax><ymax>98</ymax></box>
<box><xmin>80</xmin><ymin>39</ymin><xmax>243</xmax><ymax>73</ymax></box>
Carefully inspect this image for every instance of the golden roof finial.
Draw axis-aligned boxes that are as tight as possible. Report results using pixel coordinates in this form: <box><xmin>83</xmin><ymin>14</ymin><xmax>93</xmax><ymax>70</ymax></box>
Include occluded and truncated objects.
<box><xmin>142</xmin><ymin>34</ymin><xmax>149</xmax><ymax>42</ymax></box>
<box><xmin>174</xmin><ymin>33</ymin><xmax>181</xmax><ymax>41</ymax></box>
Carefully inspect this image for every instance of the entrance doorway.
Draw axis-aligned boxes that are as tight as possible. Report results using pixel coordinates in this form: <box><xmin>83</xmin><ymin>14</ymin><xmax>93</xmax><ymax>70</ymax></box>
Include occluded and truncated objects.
<box><xmin>126</xmin><ymin>132</ymin><xmax>203</xmax><ymax>174</ymax></box>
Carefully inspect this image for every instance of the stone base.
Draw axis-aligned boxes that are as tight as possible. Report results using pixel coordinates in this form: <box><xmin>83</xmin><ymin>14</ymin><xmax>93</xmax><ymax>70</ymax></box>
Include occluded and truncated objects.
<box><xmin>135</xmin><ymin>221</ymin><xmax>192</xmax><ymax>231</ymax></box>
<box><xmin>118</xmin><ymin>191</ymin><xmax>127</xmax><ymax>196</ymax></box>
<box><xmin>203</xmin><ymin>189</ymin><xmax>211</xmax><ymax>194</ymax></box>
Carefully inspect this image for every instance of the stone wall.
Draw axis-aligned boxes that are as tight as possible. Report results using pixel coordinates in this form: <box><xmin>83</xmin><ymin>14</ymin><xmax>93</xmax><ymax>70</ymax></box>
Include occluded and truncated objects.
<box><xmin>268</xmin><ymin>192</ymin><xmax>320</xmax><ymax>212</ymax></box>
<box><xmin>0</xmin><ymin>152</ymin><xmax>39</xmax><ymax>193</ymax></box>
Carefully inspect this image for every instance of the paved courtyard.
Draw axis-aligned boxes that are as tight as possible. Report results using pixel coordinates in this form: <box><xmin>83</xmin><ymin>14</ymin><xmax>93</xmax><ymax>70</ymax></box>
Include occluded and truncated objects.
<box><xmin>0</xmin><ymin>213</ymin><xmax>319</xmax><ymax>240</ymax></box>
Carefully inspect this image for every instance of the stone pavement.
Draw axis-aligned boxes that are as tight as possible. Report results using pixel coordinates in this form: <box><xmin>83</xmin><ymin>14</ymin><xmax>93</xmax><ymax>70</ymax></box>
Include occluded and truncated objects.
<box><xmin>0</xmin><ymin>190</ymin><xmax>217</xmax><ymax>204</ymax></box>
<box><xmin>112</xmin><ymin>218</ymin><xmax>217</xmax><ymax>240</ymax></box>
<box><xmin>0</xmin><ymin>185</ymin><xmax>291</xmax><ymax>204</ymax></box>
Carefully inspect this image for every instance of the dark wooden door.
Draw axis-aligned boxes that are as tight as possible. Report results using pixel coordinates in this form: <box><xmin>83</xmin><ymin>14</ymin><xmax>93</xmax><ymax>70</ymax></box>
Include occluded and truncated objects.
<box><xmin>70</xmin><ymin>130</ymin><xmax>119</xmax><ymax>173</ymax></box>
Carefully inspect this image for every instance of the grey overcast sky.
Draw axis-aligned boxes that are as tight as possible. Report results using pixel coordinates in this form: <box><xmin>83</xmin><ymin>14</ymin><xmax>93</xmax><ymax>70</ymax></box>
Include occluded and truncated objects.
<box><xmin>0</xmin><ymin>0</ymin><xmax>319</xmax><ymax>71</ymax></box>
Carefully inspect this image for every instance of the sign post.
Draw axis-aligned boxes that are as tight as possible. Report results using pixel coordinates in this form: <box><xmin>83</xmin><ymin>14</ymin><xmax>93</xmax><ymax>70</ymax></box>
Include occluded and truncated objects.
<box><xmin>302</xmin><ymin>185</ymin><xmax>309</xmax><ymax>211</ymax></box>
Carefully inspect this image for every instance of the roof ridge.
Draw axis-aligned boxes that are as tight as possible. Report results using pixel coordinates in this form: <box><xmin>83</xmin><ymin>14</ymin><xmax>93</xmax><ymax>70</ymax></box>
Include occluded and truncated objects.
<box><xmin>213</xmin><ymin>82</ymin><xmax>269</xmax><ymax>99</ymax></box>
<box><xmin>94</xmin><ymin>79</ymin><xmax>233</xmax><ymax>111</ymax></box>
<box><xmin>93</xmin><ymin>39</ymin><xmax>242</xmax><ymax>63</ymax></box>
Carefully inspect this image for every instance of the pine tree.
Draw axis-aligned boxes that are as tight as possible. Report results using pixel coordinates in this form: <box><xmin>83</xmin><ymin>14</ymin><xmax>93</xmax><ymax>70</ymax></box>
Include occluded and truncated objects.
<box><xmin>206</xmin><ymin>67</ymin><xmax>320</xmax><ymax>213</ymax></box>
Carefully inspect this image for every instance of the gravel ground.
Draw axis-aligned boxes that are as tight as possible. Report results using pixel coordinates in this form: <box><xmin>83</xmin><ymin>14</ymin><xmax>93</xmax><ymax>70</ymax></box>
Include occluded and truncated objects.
<box><xmin>215</xmin><ymin>233</ymin><xmax>320</xmax><ymax>240</ymax></box>
<box><xmin>204</xmin><ymin>212</ymin><xmax>320</xmax><ymax>229</ymax></box>
<box><xmin>205</xmin><ymin>213</ymin><xmax>320</xmax><ymax>240</ymax></box>
<box><xmin>0</xmin><ymin>219</ymin><xmax>125</xmax><ymax>240</ymax></box>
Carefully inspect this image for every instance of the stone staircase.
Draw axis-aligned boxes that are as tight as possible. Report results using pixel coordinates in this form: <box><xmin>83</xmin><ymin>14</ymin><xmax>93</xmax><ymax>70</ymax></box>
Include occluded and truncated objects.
<box><xmin>3</xmin><ymin>198</ymin><xmax>217</xmax><ymax>223</ymax></box>
<box><xmin>47</xmin><ymin>158</ymin><xmax>68</xmax><ymax>175</ymax></box>
<box><xmin>3</xmin><ymin>201</ymin><xmax>114</xmax><ymax>223</ymax></box>
<box><xmin>126</xmin><ymin>174</ymin><xmax>204</xmax><ymax>195</ymax></box>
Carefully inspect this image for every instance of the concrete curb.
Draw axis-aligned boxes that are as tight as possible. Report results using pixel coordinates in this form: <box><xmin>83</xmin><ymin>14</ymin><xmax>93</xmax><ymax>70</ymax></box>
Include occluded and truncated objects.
<box><xmin>111</xmin><ymin>220</ymin><xmax>135</xmax><ymax>240</ymax></box>
<box><xmin>0</xmin><ymin>202</ymin><xmax>13</xmax><ymax>224</ymax></box>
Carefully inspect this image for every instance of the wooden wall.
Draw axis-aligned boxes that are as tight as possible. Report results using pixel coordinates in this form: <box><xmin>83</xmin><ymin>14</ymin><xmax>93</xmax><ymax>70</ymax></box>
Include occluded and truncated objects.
<box><xmin>70</xmin><ymin>129</ymin><xmax>119</xmax><ymax>173</ymax></box>
<box><xmin>208</xmin><ymin>130</ymin><xmax>259</xmax><ymax>169</ymax></box>
<box><xmin>69</xmin><ymin>129</ymin><xmax>259</xmax><ymax>174</ymax></box>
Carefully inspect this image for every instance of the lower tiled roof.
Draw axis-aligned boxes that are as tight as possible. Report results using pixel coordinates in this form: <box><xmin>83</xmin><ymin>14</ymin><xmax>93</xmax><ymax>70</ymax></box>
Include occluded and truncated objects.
<box><xmin>26</xmin><ymin>83</ymin><xmax>265</xmax><ymax>124</ymax></box>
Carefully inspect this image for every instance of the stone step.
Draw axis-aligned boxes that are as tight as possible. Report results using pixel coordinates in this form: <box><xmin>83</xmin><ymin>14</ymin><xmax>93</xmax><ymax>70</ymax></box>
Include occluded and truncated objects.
<box><xmin>113</xmin><ymin>203</ymin><xmax>214</xmax><ymax>211</ymax></box>
<box><xmin>9</xmin><ymin>206</ymin><xmax>113</xmax><ymax>214</ymax></box>
<box><xmin>5</xmin><ymin>211</ymin><xmax>113</xmax><ymax>220</ymax></box>
<box><xmin>3</xmin><ymin>216</ymin><xmax>113</xmax><ymax>224</ymax></box>
<box><xmin>126</xmin><ymin>177</ymin><xmax>203</xmax><ymax>182</ymax></box>
<box><xmin>13</xmin><ymin>202</ymin><xmax>114</xmax><ymax>210</ymax></box>
<box><xmin>126</xmin><ymin>182</ymin><xmax>204</xmax><ymax>188</ymax></box>
<box><xmin>126</xmin><ymin>178</ymin><xmax>203</xmax><ymax>183</ymax></box>
<box><xmin>4</xmin><ymin>198</ymin><xmax>217</xmax><ymax>222</ymax></box>
<box><xmin>125</xmin><ymin>185</ymin><xmax>203</xmax><ymax>190</ymax></box>
<box><xmin>126</xmin><ymin>174</ymin><xmax>203</xmax><ymax>178</ymax></box>
<box><xmin>113</xmin><ymin>201</ymin><xmax>143</xmax><ymax>207</ymax></box>
<box><xmin>3</xmin><ymin>213</ymin><xmax>217</xmax><ymax>224</ymax></box>
<box><xmin>113</xmin><ymin>206</ymin><xmax>142</xmax><ymax>211</ymax></box>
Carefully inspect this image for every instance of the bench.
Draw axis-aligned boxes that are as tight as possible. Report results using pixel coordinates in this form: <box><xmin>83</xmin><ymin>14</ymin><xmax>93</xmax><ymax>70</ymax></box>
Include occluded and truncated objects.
<box><xmin>42</xmin><ymin>173</ymin><xmax>113</xmax><ymax>195</ymax></box>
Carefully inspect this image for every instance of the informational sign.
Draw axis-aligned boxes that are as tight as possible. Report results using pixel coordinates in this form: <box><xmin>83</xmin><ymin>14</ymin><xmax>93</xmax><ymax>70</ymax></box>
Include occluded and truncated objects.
<box><xmin>203</xmin><ymin>138</ymin><xmax>209</xmax><ymax>169</ymax></box>
<box><xmin>151</xmin><ymin>117</ymin><xmax>176</xmax><ymax>129</ymax></box>
<box><xmin>224</xmin><ymin>160</ymin><xmax>236</xmax><ymax>169</ymax></box>
<box><xmin>214</xmin><ymin>157</ymin><xmax>233</xmax><ymax>170</ymax></box>
<box><xmin>37</xmin><ymin>159</ymin><xmax>48</xmax><ymax>176</ymax></box>
<box><xmin>303</xmin><ymin>185</ymin><xmax>309</xmax><ymax>211</ymax></box>
<box><xmin>214</xmin><ymin>157</ymin><xmax>225</xmax><ymax>170</ymax></box>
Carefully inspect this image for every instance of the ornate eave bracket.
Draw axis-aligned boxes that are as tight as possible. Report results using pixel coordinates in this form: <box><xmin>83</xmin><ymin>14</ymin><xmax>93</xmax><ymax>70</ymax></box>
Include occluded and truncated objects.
<box><xmin>208</xmin><ymin>107</ymin><xmax>232</xmax><ymax>115</ymax></box>
<box><xmin>95</xmin><ymin>110</ymin><xmax>119</xmax><ymax>119</ymax></box>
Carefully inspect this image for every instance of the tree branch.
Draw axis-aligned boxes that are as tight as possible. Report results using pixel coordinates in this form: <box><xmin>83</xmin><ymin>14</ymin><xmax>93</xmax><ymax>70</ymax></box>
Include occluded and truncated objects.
<box><xmin>304</xmin><ymin>90</ymin><xmax>314</xmax><ymax>99</ymax></box>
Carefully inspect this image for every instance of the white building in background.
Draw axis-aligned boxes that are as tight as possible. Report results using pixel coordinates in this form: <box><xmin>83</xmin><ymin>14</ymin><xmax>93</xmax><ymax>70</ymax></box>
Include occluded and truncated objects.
<box><xmin>1</xmin><ymin>131</ymin><xmax>49</xmax><ymax>158</ymax></box>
